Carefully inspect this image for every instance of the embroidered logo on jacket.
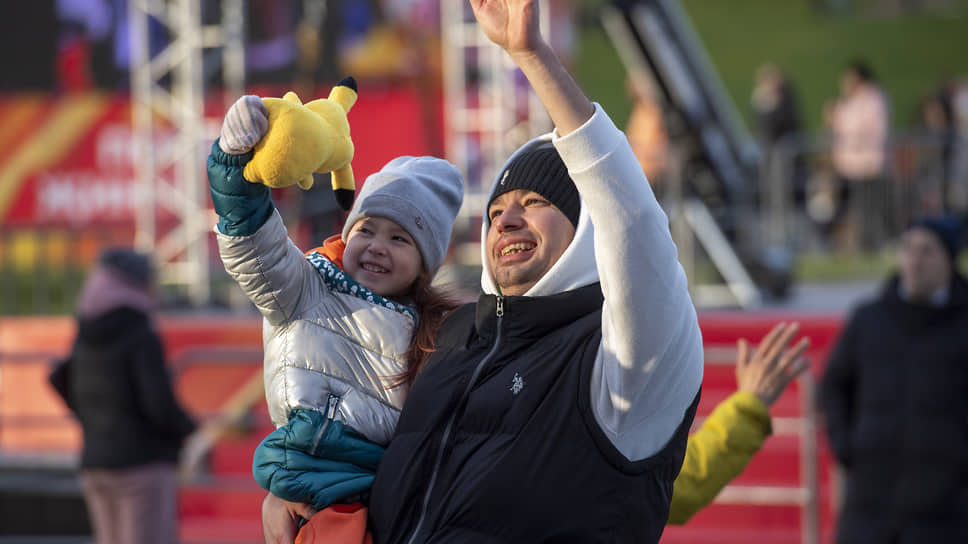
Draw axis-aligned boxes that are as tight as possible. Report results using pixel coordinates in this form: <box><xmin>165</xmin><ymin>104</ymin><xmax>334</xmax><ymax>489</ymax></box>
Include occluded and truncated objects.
<box><xmin>510</xmin><ymin>372</ymin><xmax>525</xmax><ymax>395</ymax></box>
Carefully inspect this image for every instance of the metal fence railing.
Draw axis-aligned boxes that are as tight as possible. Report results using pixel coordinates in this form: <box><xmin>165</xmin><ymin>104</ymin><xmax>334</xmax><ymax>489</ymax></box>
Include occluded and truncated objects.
<box><xmin>759</xmin><ymin>130</ymin><xmax>968</xmax><ymax>255</ymax></box>
<box><xmin>0</xmin><ymin>343</ymin><xmax>265</xmax><ymax>474</ymax></box>
<box><xmin>660</xmin><ymin>129</ymin><xmax>967</xmax><ymax>307</ymax></box>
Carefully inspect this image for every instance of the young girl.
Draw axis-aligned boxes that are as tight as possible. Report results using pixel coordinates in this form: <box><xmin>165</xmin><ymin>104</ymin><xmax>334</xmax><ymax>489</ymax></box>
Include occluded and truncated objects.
<box><xmin>206</xmin><ymin>95</ymin><xmax>464</xmax><ymax>542</ymax></box>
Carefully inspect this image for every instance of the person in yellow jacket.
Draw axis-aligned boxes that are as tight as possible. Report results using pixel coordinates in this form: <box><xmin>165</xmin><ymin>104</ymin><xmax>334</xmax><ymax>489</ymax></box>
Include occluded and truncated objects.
<box><xmin>669</xmin><ymin>322</ymin><xmax>811</xmax><ymax>525</ymax></box>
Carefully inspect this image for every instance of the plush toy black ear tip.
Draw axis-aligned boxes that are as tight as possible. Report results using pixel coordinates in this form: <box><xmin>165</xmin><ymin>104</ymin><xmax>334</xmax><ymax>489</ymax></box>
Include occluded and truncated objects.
<box><xmin>334</xmin><ymin>188</ymin><xmax>355</xmax><ymax>211</ymax></box>
<box><xmin>337</xmin><ymin>77</ymin><xmax>357</xmax><ymax>93</ymax></box>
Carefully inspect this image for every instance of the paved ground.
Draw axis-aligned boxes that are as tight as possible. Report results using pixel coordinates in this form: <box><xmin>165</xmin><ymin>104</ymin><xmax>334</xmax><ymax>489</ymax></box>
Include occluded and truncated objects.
<box><xmin>758</xmin><ymin>281</ymin><xmax>881</xmax><ymax>314</ymax></box>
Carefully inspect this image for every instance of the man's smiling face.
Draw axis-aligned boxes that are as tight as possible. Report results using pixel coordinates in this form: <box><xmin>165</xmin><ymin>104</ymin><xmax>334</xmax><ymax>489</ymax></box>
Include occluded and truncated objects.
<box><xmin>486</xmin><ymin>189</ymin><xmax>576</xmax><ymax>296</ymax></box>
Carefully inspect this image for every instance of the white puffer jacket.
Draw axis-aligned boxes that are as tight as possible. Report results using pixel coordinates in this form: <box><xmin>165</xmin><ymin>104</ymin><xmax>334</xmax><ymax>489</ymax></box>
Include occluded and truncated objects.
<box><xmin>216</xmin><ymin>209</ymin><xmax>412</xmax><ymax>446</ymax></box>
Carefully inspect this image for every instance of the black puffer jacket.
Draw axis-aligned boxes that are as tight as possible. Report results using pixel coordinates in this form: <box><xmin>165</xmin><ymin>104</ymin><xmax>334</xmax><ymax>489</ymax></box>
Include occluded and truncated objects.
<box><xmin>820</xmin><ymin>274</ymin><xmax>968</xmax><ymax>543</ymax></box>
<box><xmin>50</xmin><ymin>307</ymin><xmax>196</xmax><ymax>469</ymax></box>
<box><xmin>369</xmin><ymin>285</ymin><xmax>698</xmax><ymax>544</ymax></box>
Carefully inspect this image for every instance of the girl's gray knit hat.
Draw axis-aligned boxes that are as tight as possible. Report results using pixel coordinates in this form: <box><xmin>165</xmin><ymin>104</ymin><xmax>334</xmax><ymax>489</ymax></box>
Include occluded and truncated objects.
<box><xmin>341</xmin><ymin>156</ymin><xmax>464</xmax><ymax>274</ymax></box>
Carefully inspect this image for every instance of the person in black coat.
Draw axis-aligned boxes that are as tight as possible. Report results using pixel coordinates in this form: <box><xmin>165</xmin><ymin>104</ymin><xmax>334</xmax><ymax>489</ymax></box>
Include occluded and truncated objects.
<box><xmin>49</xmin><ymin>248</ymin><xmax>196</xmax><ymax>544</ymax></box>
<box><xmin>820</xmin><ymin>215</ymin><xmax>968</xmax><ymax>544</ymax></box>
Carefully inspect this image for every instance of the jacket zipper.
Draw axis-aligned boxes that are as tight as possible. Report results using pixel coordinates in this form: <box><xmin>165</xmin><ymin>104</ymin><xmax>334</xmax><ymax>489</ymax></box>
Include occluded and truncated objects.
<box><xmin>310</xmin><ymin>394</ymin><xmax>341</xmax><ymax>455</ymax></box>
<box><xmin>405</xmin><ymin>296</ymin><xmax>504</xmax><ymax>544</ymax></box>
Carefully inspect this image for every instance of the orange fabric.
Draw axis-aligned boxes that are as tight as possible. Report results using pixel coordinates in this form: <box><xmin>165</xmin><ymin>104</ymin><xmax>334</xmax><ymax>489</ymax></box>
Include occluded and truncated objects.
<box><xmin>295</xmin><ymin>504</ymin><xmax>372</xmax><ymax>544</ymax></box>
<box><xmin>306</xmin><ymin>234</ymin><xmax>346</xmax><ymax>270</ymax></box>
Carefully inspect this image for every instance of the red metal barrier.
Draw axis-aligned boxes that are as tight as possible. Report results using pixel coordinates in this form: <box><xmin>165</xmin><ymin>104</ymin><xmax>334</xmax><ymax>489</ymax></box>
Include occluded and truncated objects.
<box><xmin>0</xmin><ymin>311</ymin><xmax>847</xmax><ymax>543</ymax></box>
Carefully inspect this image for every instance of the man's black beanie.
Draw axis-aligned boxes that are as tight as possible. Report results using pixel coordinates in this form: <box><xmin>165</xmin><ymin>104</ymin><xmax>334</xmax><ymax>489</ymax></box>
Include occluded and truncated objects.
<box><xmin>487</xmin><ymin>141</ymin><xmax>581</xmax><ymax>227</ymax></box>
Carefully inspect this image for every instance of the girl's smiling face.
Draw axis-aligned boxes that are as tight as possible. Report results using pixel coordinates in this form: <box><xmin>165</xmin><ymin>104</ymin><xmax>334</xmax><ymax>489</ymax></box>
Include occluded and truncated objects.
<box><xmin>343</xmin><ymin>216</ymin><xmax>423</xmax><ymax>298</ymax></box>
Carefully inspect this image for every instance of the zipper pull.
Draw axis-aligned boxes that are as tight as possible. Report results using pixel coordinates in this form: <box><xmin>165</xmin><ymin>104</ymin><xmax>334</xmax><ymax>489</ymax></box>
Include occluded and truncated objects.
<box><xmin>496</xmin><ymin>296</ymin><xmax>504</xmax><ymax>318</ymax></box>
<box><xmin>326</xmin><ymin>394</ymin><xmax>341</xmax><ymax>420</ymax></box>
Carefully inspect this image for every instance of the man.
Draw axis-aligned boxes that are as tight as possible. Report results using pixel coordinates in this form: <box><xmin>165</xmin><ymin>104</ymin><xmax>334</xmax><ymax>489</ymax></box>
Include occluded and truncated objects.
<box><xmin>669</xmin><ymin>321</ymin><xmax>810</xmax><ymax>525</ymax></box>
<box><xmin>820</xmin><ymin>214</ymin><xmax>968</xmax><ymax>543</ymax></box>
<box><xmin>365</xmin><ymin>1</ymin><xmax>703</xmax><ymax>542</ymax></box>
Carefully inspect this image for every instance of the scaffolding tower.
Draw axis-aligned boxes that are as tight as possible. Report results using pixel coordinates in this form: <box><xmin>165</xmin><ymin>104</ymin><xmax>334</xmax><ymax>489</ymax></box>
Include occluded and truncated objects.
<box><xmin>129</xmin><ymin>0</ymin><xmax>553</xmax><ymax>298</ymax></box>
<box><xmin>129</xmin><ymin>0</ymin><xmax>244</xmax><ymax>305</ymax></box>
<box><xmin>440</xmin><ymin>1</ymin><xmax>552</xmax><ymax>265</ymax></box>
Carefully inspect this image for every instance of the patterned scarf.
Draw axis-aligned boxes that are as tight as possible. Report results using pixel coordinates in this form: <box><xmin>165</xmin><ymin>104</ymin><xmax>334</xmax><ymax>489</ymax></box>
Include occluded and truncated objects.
<box><xmin>305</xmin><ymin>251</ymin><xmax>417</xmax><ymax>323</ymax></box>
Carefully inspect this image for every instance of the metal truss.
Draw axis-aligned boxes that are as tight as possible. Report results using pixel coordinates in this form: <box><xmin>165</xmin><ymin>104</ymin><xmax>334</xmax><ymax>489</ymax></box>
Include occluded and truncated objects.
<box><xmin>440</xmin><ymin>1</ymin><xmax>552</xmax><ymax>265</ymax></box>
<box><xmin>129</xmin><ymin>0</ymin><xmax>244</xmax><ymax>305</ymax></box>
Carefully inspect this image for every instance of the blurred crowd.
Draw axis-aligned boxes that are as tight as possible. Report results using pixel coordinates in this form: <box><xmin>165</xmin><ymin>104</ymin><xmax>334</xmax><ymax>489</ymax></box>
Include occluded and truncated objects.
<box><xmin>0</xmin><ymin>0</ymin><xmax>575</xmax><ymax>95</ymax></box>
<box><xmin>0</xmin><ymin>0</ymin><xmax>448</xmax><ymax>93</ymax></box>
<box><xmin>627</xmin><ymin>58</ymin><xmax>968</xmax><ymax>255</ymax></box>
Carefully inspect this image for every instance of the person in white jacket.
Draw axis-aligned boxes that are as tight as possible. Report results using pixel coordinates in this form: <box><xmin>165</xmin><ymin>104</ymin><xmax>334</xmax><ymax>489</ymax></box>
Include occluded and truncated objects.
<box><xmin>206</xmin><ymin>104</ymin><xmax>463</xmax><ymax>543</ymax></box>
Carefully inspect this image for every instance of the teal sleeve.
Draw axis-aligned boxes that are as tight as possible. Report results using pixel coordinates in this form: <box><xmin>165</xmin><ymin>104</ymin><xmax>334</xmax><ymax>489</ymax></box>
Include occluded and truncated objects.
<box><xmin>206</xmin><ymin>139</ymin><xmax>274</xmax><ymax>236</ymax></box>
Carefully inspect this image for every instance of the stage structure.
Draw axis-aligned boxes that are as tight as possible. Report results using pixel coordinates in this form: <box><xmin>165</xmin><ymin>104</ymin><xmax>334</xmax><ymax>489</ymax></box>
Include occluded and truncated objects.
<box><xmin>440</xmin><ymin>1</ymin><xmax>553</xmax><ymax>265</ymax></box>
<box><xmin>129</xmin><ymin>0</ymin><xmax>244</xmax><ymax>305</ymax></box>
<box><xmin>127</xmin><ymin>0</ymin><xmax>788</xmax><ymax>307</ymax></box>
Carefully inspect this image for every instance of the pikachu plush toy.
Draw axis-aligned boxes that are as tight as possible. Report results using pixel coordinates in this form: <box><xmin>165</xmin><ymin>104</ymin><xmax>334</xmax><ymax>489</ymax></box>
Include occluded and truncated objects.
<box><xmin>243</xmin><ymin>77</ymin><xmax>358</xmax><ymax>210</ymax></box>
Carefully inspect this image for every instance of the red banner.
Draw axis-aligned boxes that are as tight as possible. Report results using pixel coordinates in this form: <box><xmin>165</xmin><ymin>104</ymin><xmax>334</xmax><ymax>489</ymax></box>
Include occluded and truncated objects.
<box><xmin>0</xmin><ymin>85</ymin><xmax>444</xmax><ymax>228</ymax></box>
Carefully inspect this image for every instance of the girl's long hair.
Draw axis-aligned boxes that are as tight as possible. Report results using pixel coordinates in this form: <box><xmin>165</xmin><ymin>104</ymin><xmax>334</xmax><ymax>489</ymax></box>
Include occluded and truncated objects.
<box><xmin>395</xmin><ymin>274</ymin><xmax>461</xmax><ymax>388</ymax></box>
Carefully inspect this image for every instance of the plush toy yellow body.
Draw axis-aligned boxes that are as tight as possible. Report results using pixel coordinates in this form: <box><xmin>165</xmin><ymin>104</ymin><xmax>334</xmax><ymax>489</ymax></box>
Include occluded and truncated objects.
<box><xmin>243</xmin><ymin>77</ymin><xmax>358</xmax><ymax>210</ymax></box>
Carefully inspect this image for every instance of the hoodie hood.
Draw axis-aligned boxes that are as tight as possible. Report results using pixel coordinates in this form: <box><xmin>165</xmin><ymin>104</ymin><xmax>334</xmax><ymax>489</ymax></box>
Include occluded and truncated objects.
<box><xmin>480</xmin><ymin>134</ymin><xmax>599</xmax><ymax>297</ymax></box>
<box><xmin>76</xmin><ymin>265</ymin><xmax>154</xmax><ymax>319</ymax></box>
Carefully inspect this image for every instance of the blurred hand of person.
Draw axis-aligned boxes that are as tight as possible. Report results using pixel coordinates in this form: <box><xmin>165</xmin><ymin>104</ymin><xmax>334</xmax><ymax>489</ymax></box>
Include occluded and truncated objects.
<box><xmin>179</xmin><ymin>418</ymin><xmax>240</xmax><ymax>478</ymax></box>
<box><xmin>736</xmin><ymin>322</ymin><xmax>810</xmax><ymax>407</ymax></box>
<box><xmin>219</xmin><ymin>95</ymin><xmax>269</xmax><ymax>155</ymax></box>
<box><xmin>262</xmin><ymin>492</ymin><xmax>316</xmax><ymax>544</ymax></box>
<box><xmin>178</xmin><ymin>425</ymin><xmax>215</xmax><ymax>478</ymax></box>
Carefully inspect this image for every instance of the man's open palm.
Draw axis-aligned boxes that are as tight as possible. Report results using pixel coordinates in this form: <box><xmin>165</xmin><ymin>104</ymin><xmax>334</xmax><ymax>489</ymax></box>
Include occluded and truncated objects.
<box><xmin>470</xmin><ymin>0</ymin><xmax>541</xmax><ymax>55</ymax></box>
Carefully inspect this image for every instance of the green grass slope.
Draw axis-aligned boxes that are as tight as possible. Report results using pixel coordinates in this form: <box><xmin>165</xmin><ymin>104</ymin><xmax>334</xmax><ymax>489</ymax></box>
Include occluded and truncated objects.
<box><xmin>576</xmin><ymin>0</ymin><xmax>968</xmax><ymax>132</ymax></box>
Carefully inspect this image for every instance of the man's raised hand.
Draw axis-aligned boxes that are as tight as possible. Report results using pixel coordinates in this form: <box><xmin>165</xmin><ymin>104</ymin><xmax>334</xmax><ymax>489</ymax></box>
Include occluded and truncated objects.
<box><xmin>469</xmin><ymin>0</ymin><xmax>542</xmax><ymax>57</ymax></box>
